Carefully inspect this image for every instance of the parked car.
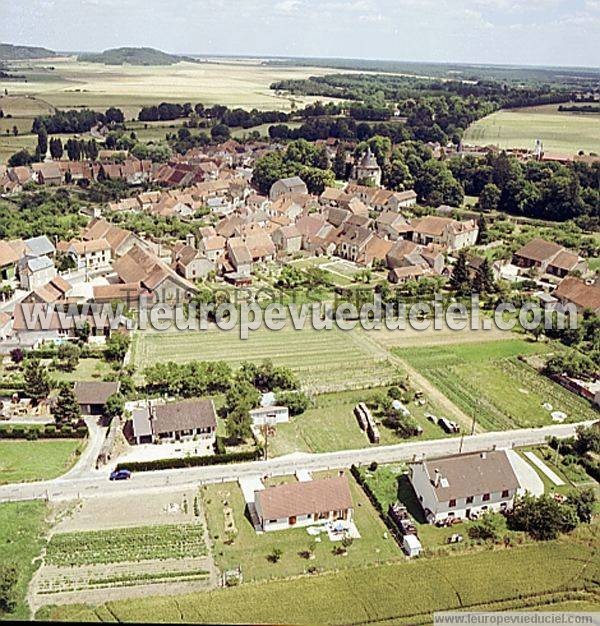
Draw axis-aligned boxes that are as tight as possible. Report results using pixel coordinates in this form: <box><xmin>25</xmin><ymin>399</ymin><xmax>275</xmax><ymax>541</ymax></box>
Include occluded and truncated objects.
<box><xmin>109</xmin><ymin>469</ymin><xmax>132</xmax><ymax>481</ymax></box>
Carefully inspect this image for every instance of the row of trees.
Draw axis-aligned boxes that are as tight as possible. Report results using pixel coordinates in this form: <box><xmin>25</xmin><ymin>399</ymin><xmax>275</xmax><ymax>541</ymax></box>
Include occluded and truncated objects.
<box><xmin>32</xmin><ymin>107</ymin><xmax>124</xmax><ymax>134</ymax></box>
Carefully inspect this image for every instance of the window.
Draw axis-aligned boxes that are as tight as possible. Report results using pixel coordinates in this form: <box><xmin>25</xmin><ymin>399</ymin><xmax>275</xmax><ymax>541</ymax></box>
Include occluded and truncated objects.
<box><xmin>449</xmin><ymin>499</ymin><xmax>456</xmax><ymax>508</ymax></box>
<box><xmin>501</xmin><ymin>490</ymin><xmax>509</xmax><ymax>498</ymax></box>
<box><xmin>466</xmin><ymin>496</ymin><xmax>474</xmax><ymax>504</ymax></box>
<box><xmin>482</xmin><ymin>493</ymin><xmax>490</xmax><ymax>501</ymax></box>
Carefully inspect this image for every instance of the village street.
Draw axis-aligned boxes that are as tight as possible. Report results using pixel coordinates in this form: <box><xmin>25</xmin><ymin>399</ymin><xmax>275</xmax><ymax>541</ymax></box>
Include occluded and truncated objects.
<box><xmin>0</xmin><ymin>421</ymin><xmax>591</xmax><ymax>504</ymax></box>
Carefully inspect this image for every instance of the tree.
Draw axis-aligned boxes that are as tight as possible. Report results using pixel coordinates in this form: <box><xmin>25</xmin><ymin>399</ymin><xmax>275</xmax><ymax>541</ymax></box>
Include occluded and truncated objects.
<box><xmin>9</xmin><ymin>348</ymin><xmax>24</xmax><ymax>365</ymax></box>
<box><xmin>509</xmin><ymin>494</ymin><xmax>579</xmax><ymax>540</ymax></box>
<box><xmin>57</xmin><ymin>342</ymin><xmax>80</xmax><ymax>372</ymax></box>
<box><xmin>53</xmin><ymin>384</ymin><xmax>82</xmax><ymax>425</ymax></box>
<box><xmin>276</xmin><ymin>390</ymin><xmax>310</xmax><ymax>416</ymax></box>
<box><xmin>468</xmin><ymin>511</ymin><xmax>503</xmax><ymax>542</ymax></box>
<box><xmin>479</xmin><ymin>183</ymin><xmax>501</xmax><ymax>212</ymax></box>
<box><xmin>23</xmin><ymin>358</ymin><xmax>51</xmax><ymax>403</ymax></box>
<box><xmin>36</xmin><ymin>127</ymin><xmax>48</xmax><ymax>159</ymax></box>
<box><xmin>211</xmin><ymin>123</ymin><xmax>231</xmax><ymax>142</ymax></box>
<box><xmin>0</xmin><ymin>564</ymin><xmax>18</xmax><ymax>614</ymax></box>
<box><xmin>472</xmin><ymin>258</ymin><xmax>495</xmax><ymax>295</ymax></box>
<box><xmin>104</xmin><ymin>393</ymin><xmax>124</xmax><ymax>420</ymax></box>
<box><xmin>450</xmin><ymin>251</ymin><xmax>471</xmax><ymax>295</ymax></box>
<box><xmin>104</xmin><ymin>332</ymin><xmax>130</xmax><ymax>362</ymax></box>
<box><xmin>268</xmin><ymin>547</ymin><xmax>283</xmax><ymax>563</ymax></box>
<box><xmin>49</xmin><ymin>137</ymin><xmax>63</xmax><ymax>160</ymax></box>
<box><xmin>573</xmin><ymin>424</ymin><xmax>600</xmax><ymax>456</ymax></box>
<box><xmin>566</xmin><ymin>488</ymin><xmax>596</xmax><ymax>524</ymax></box>
<box><xmin>333</xmin><ymin>144</ymin><xmax>348</xmax><ymax>180</ymax></box>
<box><xmin>8</xmin><ymin>149</ymin><xmax>33</xmax><ymax>167</ymax></box>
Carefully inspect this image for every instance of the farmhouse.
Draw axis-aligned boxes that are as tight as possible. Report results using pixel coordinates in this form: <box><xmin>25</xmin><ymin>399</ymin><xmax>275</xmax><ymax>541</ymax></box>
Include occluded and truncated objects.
<box><xmin>411</xmin><ymin>216</ymin><xmax>478</xmax><ymax>251</ymax></box>
<box><xmin>254</xmin><ymin>475</ymin><xmax>353</xmax><ymax>532</ymax></box>
<box><xmin>554</xmin><ymin>277</ymin><xmax>600</xmax><ymax>313</ymax></box>
<box><xmin>67</xmin><ymin>239</ymin><xmax>112</xmax><ymax>272</ymax></box>
<box><xmin>409</xmin><ymin>450</ymin><xmax>520</xmax><ymax>523</ymax></box>
<box><xmin>131</xmin><ymin>398</ymin><xmax>217</xmax><ymax>444</ymax></box>
<box><xmin>512</xmin><ymin>238</ymin><xmax>587</xmax><ymax>277</ymax></box>
<box><xmin>74</xmin><ymin>381</ymin><xmax>120</xmax><ymax>415</ymax></box>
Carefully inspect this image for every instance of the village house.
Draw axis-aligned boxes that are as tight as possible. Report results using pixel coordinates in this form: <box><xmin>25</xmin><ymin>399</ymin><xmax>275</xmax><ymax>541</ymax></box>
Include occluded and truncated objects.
<box><xmin>267</xmin><ymin>196</ymin><xmax>304</xmax><ymax>221</ymax></box>
<box><xmin>272</xmin><ymin>225</ymin><xmax>302</xmax><ymax>255</ymax></box>
<box><xmin>410</xmin><ymin>450</ymin><xmax>520</xmax><ymax>524</ymax></box>
<box><xmin>553</xmin><ymin>277</ymin><xmax>600</xmax><ymax>314</ymax></box>
<box><xmin>92</xmin><ymin>282</ymin><xmax>151</xmax><ymax>309</ymax></box>
<box><xmin>31</xmin><ymin>162</ymin><xmax>63</xmax><ymax>185</ymax></box>
<box><xmin>375</xmin><ymin>211</ymin><xmax>412</xmax><ymax>241</ymax></box>
<box><xmin>335</xmin><ymin>224</ymin><xmax>373</xmax><ymax>262</ymax></box>
<box><xmin>199</xmin><ymin>235</ymin><xmax>226</xmax><ymax>263</ymax></box>
<box><xmin>269</xmin><ymin>176</ymin><xmax>308</xmax><ymax>201</ymax></box>
<box><xmin>371</xmin><ymin>188</ymin><xmax>417</xmax><ymax>212</ymax></box>
<box><xmin>0</xmin><ymin>241</ymin><xmax>20</xmax><ymax>281</ymax></box>
<box><xmin>113</xmin><ymin>244</ymin><xmax>198</xmax><ymax>302</ymax></box>
<box><xmin>411</xmin><ymin>216</ymin><xmax>478</xmax><ymax>251</ymax></box>
<box><xmin>172</xmin><ymin>238</ymin><xmax>214</xmax><ymax>281</ymax></box>
<box><xmin>512</xmin><ymin>238</ymin><xmax>587</xmax><ymax>278</ymax></box>
<box><xmin>83</xmin><ymin>219</ymin><xmax>140</xmax><ymax>258</ymax></box>
<box><xmin>22</xmin><ymin>275</ymin><xmax>72</xmax><ymax>305</ymax></box>
<box><xmin>74</xmin><ymin>381</ymin><xmax>120</xmax><ymax>415</ymax></box>
<box><xmin>254</xmin><ymin>475</ymin><xmax>354</xmax><ymax>532</ymax></box>
<box><xmin>131</xmin><ymin>398</ymin><xmax>217</xmax><ymax>445</ymax></box>
<box><xmin>67</xmin><ymin>239</ymin><xmax>112</xmax><ymax>272</ymax></box>
<box><xmin>18</xmin><ymin>255</ymin><xmax>57</xmax><ymax>290</ymax></box>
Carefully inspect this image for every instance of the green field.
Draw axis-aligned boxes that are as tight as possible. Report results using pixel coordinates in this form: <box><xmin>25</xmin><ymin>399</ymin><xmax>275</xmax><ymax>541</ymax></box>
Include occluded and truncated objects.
<box><xmin>0</xmin><ymin>501</ymin><xmax>48</xmax><ymax>620</ymax></box>
<box><xmin>464</xmin><ymin>104</ymin><xmax>600</xmax><ymax>154</ymax></box>
<box><xmin>393</xmin><ymin>339</ymin><xmax>599</xmax><ymax>431</ymax></box>
<box><xmin>36</xmin><ymin>526</ymin><xmax>600</xmax><ymax>624</ymax></box>
<box><xmin>131</xmin><ymin>328</ymin><xmax>398</xmax><ymax>393</ymax></box>
<box><xmin>46</xmin><ymin>357</ymin><xmax>112</xmax><ymax>384</ymax></box>
<box><xmin>269</xmin><ymin>388</ymin><xmax>453</xmax><ymax>457</ymax></box>
<box><xmin>0</xmin><ymin>439</ymin><xmax>84</xmax><ymax>485</ymax></box>
<box><xmin>46</xmin><ymin>523</ymin><xmax>206</xmax><ymax>567</ymax></box>
<box><xmin>202</xmin><ymin>473</ymin><xmax>400</xmax><ymax>583</ymax></box>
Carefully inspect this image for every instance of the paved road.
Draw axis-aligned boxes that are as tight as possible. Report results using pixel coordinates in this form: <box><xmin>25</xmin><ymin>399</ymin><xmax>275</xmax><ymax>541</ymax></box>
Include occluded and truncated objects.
<box><xmin>0</xmin><ymin>421</ymin><xmax>591</xmax><ymax>504</ymax></box>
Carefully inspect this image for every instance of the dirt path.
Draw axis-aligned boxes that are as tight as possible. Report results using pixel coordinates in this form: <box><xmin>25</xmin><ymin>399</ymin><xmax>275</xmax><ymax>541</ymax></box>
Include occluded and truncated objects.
<box><xmin>349</xmin><ymin>330</ymin><xmax>481</xmax><ymax>434</ymax></box>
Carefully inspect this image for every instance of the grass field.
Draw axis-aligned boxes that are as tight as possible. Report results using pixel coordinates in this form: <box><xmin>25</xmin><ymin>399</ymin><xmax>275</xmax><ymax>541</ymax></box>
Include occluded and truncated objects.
<box><xmin>36</xmin><ymin>525</ymin><xmax>600</xmax><ymax>624</ymax></box>
<box><xmin>269</xmin><ymin>388</ymin><xmax>454</xmax><ymax>457</ymax></box>
<box><xmin>0</xmin><ymin>439</ymin><xmax>84</xmax><ymax>485</ymax></box>
<box><xmin>202</xmin><ymin>473</ymin><xmax>400</xmax><ymax>583</ymax></box>
<box><xmin>0</xmin><ymin>501</ymin><xmax>48</xmax><ymax>620</ymax></box>
<box><xmin>131</xmin><ymin>328</ymin><xmax>398</xmax><ymax>393</ymax></box>
<box><xmin>393</xmin><ymin>339</ymin><xmax>599</xmax><ymax>431</ymax></box>
<box><xmin>464</xmin><ymin>104</ymin><xmax>600</xmax><ymax>154</ymax></box>
<box><xmin>46</xmin><ymin>357</ymin><xmax>112</xmax><ymax>383</ymax></box>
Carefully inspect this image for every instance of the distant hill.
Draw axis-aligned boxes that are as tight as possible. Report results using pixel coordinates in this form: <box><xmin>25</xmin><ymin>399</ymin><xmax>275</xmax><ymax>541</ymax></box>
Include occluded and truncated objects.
<box><xmin>0</xmin><ymin>43</ymin><xmax>57</xmax><ymax>60</ymax></box>
<box><xmin>78</xmin><ymin>47</ymin><xmax>195</xmax><ymax>66</ymax></box>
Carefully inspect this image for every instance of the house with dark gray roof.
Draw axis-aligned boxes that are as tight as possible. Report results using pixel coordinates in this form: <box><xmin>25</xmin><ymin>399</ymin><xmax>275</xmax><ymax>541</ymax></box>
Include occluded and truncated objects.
<box><xmin>131</xmin><ymin>398</ymin><xmax>217</xmax><ymax>444</ymax></box>
<box><xmin>409</xmin><ymin>450</ymin><xmax>520</xmax><ymax>523</ymax></box>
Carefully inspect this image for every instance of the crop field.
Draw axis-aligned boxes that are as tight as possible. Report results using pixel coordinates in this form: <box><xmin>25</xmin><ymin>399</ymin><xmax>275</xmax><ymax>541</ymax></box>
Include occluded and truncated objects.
<box><xmin>464</xmin><ymin>104</ymin><xmax>600</xmax><ymax>154</ymax></box>
<box><xmin>46</xmin><ymin>523</ymin><xmax>207</xmax><ymax>566</ymax></box>
<box><xmin>1</xmin><ymin>58</ymin><xmax>342</xmax><ymax>118</ymax></box>
<box><xmin>37</xmin><ymin>526</ymin><xmax>599</xmax><ymax>624</ymax></box>
<box><xmin>0</xmin><ymin>439</ymin><xmax>84</xmax><ymax>484</ymax></box>
<box><xmin>269</xmin><ymin>387</ymin><xmax>454</xmax><ymax>457</ymax></box>
<box><xmin>0</xmin><ymin>501</ymin><xmax>48</xmax><ymax>620</ymax></box>
<box><xmin>131</xmin><ymin>328</ymin><xmax>398</xmax><ymax>393</ymax></box>
<box><xmin>201</xmin><ymin>474</ymin><xmax>401</xmax><ymax>583</ymax></box>
<box><xmin>393</xmin><ymin>340</ymin><xmax>599</xmax><ymax>431</ymax></box>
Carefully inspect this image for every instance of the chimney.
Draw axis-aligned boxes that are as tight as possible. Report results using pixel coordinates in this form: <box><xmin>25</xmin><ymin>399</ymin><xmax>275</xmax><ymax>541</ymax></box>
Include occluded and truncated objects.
<box><xmin>433</xmin><ymin>468</ymin><xmax>441</xmax><ymax>488</ymax></box>
<box><xmin>186</xmin><ymin>233</ymin><xmax>196</xmax><ymax>249</ymax></box>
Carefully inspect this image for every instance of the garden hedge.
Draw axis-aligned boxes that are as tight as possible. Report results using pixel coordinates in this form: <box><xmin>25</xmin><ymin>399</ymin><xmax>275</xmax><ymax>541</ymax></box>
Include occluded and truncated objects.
<box><xmin>116</xmin><ymin>449</ymin><xmax>261</xmax><ymax>472</ymax></box>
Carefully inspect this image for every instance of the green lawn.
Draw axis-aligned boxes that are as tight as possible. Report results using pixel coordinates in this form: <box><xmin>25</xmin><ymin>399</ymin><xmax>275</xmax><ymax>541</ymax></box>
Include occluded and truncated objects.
<box><xmin>36</xmin><ymin>527</ymin><xmax>599</xmax><ymax>625</ymax></box>
<box><xmin>46</xmin><ymin>357</ymin><xmax>113</xmax><ymax>383</ymax></box>
<box><xmin>269</xmin><ymin>388</ymin><xmax>454</xmax><ymax>457</ymax></box>
<box><xmin>0</xmin><ymin>439</ymin><xmax>84</xmax><ymax>485</ymax></box>
<box><xmin>394</xmin><ymin>339</ymin><xmax>599</xmax><ymax>431</ymax></box>
<box><xmin>132</xmin><ymin>328</ymin><xmax>398</xmax><ymax>393</ymax></box>
<box><xmin>201</xmin><ymin>473</ymin><xmax>401</xmax><ymax>584</ymax></box>
<box><xmin>464</xmin><ymin>104</ymin><xmax>600</xmax><ymax>154</ymax></box>
<box><xmin>0</xmin><ymin>501</ymin><xmax>48</xmax><ymax>620</ymax></box>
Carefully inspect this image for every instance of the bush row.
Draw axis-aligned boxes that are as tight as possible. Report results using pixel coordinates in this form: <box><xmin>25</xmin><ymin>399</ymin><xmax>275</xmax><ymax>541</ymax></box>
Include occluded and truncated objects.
<box><xmin>116</xmin><ymin>448</ymin><xmax>261</xmax><ymax>472</ymax></box>
<box><xmin>0</xmin><ymin>422</ymin><xmax>87</xmax><ymax>439</ymax></box>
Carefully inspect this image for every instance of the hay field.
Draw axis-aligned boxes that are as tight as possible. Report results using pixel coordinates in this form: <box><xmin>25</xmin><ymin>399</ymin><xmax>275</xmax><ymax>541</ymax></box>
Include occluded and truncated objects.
<box><xmin>464</xmin><ymin>104</ymin><xmax>600</xmax><ymax>154</ymax></box>
<box><xmin>0</xmin><ymin>57</ymin><xmax>342</xmax><ymax>118</ymax></box>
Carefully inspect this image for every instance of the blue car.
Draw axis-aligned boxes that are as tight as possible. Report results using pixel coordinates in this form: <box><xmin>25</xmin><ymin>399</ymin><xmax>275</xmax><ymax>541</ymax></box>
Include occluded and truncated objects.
<box><xmin>109</xmin><ymin>469</ymin><xmax>132</xmax><ymax>481</ymax></box>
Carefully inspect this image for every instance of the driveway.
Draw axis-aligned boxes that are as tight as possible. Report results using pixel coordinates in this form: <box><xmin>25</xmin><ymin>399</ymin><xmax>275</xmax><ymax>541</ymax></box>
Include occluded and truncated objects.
<box><xmin>505</xmin><ymin>449</ymin><xmax>544</xmax><ymax>496</ymax></box>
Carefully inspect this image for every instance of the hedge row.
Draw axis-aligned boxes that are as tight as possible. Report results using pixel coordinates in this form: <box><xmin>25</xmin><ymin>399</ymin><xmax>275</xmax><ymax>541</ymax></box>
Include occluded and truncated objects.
<box><xmin>0</xmin><ymin>422</ymin><xmax>88</xmax><ymax>439</ymax></box>
<box><xmin>350</xmin><ymin>464</ymin><xmax>404</xmax><ymax>547</ymax></box>
<box><xmin>116</xmin><ymin>448</ymin><xmax>261</xmax><ymax>472</ymax></box>
<box><xmin>579</xmin><ymin>458</ymin><xmax>600</xmax><ymax>483</ymax></box>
